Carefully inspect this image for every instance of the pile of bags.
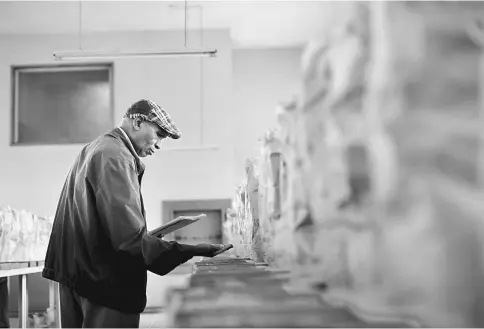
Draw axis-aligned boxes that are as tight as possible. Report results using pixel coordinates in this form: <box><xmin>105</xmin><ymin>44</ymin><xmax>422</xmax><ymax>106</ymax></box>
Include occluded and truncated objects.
<box><xmin>226</xmin><ymin>1</ymin><xmax>484</xmax><ymax>327</ymax></box>
<box><xmin>223</xmin><ymin>159</ymin><xmax>259</xmax><ymax>260</ymax></box>
<box><xmin>0</xmin><ymin>206</ymin><xmax>53</xmax><ymax>263</ymax></box>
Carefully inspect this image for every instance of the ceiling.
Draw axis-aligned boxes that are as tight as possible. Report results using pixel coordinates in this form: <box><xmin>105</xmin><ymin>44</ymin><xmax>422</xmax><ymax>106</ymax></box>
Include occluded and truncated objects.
<box><xmin>0</xmin><ymin>1</ymin><xmax>355</xmax><ymax>49</ymax></box>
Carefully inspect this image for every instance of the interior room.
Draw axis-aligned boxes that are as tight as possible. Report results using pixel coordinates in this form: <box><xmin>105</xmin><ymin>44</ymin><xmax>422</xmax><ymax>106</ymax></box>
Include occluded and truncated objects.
<box><xmin>1</xmin><ymin>0</ymin><xmax>484</xmax><ymax>328</ymax></box>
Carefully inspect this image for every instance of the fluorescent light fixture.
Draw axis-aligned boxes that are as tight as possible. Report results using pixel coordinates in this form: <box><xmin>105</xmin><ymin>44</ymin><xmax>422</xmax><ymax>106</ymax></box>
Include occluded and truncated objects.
<box><xmin>53</xmin><ymin>48</ymin><xmax>218</xmax><ymax>60</ymax></box>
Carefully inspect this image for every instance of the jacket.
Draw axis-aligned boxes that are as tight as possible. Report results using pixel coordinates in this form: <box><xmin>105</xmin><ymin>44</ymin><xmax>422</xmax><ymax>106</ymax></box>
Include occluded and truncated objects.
<box><xmin>42</xmin><ymin>127</ymin><xmax>198</xmax><ymax>314</ymax></box>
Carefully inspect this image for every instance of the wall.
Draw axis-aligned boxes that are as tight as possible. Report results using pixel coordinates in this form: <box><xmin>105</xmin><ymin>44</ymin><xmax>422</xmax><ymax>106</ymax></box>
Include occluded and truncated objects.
<box><xmin>232</xmin><ymin>48</ymin><xmax>302</xmax><ymax>181</ymax></box>
<box><xmin>1</xmin><ymin>32</ymin><xmax>304</xmax><ymax>312</ymax></box>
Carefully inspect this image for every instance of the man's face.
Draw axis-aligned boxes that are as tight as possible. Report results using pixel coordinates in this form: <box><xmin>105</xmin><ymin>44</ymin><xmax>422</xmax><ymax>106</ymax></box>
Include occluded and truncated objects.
<box><xmin>132</xmin><ymin>120</ymin><xmax>168</xmax><ymax>157</ymax></box>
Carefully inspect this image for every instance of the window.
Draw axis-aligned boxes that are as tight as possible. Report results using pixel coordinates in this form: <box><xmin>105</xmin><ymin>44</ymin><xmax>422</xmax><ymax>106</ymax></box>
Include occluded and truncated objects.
<box><xmin>11</xmin><ymin>64</ymin><xmax>114</xmax><ymax>145</ymax></box>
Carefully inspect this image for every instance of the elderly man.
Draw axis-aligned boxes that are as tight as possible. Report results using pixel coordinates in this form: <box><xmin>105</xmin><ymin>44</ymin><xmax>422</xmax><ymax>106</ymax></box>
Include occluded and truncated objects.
<box><xmin>42</xmin><ymin>99</ymin><xmax>228</xmax><ymax>328</ymax></box>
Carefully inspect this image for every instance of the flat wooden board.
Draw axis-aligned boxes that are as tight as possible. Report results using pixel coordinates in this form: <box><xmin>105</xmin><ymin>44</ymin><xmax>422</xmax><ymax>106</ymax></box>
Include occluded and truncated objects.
<box><xmin>149</xmin><ymin>214</ymin><xmax>207</xmax><ymax>237</ymax></box>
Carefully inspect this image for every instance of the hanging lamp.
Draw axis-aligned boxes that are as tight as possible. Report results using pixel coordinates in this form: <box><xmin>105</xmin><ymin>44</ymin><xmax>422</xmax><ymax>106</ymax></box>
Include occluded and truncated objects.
<box><xmin>53</xmin><ymin>1</ymin><xmax>217</xmax><ymax>60</ymax></box>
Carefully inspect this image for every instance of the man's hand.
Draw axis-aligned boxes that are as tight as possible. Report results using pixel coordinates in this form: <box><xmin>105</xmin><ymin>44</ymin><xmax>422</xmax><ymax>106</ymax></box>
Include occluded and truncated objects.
<box><xmin>194</xmin><ymin>243</ymin><xmax>220</xmax><ymax>257</ymax></box>
<box><xmin>194</xmin><ymin>243</ymin><xmax>231</xmax><ymax>257</ymax></box>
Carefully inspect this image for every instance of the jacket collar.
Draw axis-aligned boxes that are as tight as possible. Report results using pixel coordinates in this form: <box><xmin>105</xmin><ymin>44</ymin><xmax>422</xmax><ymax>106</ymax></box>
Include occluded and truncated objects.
<box><xmin>108</xmin><ymin>127</ymin><xmax>146</xmax><ymax>175</ymax></box>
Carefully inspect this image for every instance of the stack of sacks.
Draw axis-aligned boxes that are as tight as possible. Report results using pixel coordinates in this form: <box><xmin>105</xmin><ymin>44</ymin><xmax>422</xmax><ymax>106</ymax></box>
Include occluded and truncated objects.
<box><xmin>223</xmin><ymin>184</ymin><xmax>250</xmax><ymax>258</ymax></box>
<box><xmin>277</xmin><ymin>2</ymin><xmax>370</xmax><ymax>289</ymax></box>
<box><xmin>224</xmin><ymin>159</ymin><xmax>262</xmax><ymax>260</ymax></box>
<box><xmin>321</xmin><ymin>2</ymin><xmax>484</xmax><ymax>328</ymax></box>
<box><xmin>237</xmin><ymin>159</ymin><xmax>257</xmax><ymax>259</ymax></box>
<box><xmin>256</xmin><ymin>129</ymin><xmax>285</xmax><ymax>266</ymax></box>
<box><xmin>229</xmin><ymin>0</ymin><xmax>371</xmax><ymax>277</ymax></box>
<box><xmin>225</xmin><ymin>1</ymin><xmax>484</xmax><ymax>327</ymax></box>
<box><xmin>244</xmin><ymin>159</ymin><xmax>264</xmax><ymax>262</ymax></box>
<box><xmin>263</xmin><ymin>106</ymin><xmax>303</xmax><ymax>270</ymax></box>
<box><xmin>228</xmin><ymin>1</ymin><xmax>377</xmax><ymax>287</ymax></box>
<box><xmin>0</xmin><ymin>206</ymin><xmax>53</xmax><ymax>263</ymax></box>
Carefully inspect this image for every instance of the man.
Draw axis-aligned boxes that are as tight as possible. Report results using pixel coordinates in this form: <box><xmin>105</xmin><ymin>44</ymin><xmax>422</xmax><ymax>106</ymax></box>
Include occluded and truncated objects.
<box><xmin>42</xmin><ymin>99</ymin><xmax>228</xmax><ymax>328</ymax></box>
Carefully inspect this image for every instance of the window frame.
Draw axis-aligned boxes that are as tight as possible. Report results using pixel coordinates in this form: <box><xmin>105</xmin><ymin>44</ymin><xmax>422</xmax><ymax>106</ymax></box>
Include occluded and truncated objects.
<box><xmin>10</xmin><ymin>63</ymin><xmax>115</xmax><ymax>146</ymax></box>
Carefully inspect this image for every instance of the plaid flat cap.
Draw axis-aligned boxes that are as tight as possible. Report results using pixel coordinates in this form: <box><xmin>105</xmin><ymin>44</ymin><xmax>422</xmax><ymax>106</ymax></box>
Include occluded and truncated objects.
<box><xmin>125</xmin><ymin>99</ymin><xmax>181</xmax><ymax>139</ymax></box>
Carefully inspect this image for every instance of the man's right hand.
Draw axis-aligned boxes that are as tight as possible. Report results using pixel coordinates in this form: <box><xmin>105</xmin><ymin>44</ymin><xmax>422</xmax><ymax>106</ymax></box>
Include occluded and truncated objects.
<box><xmin>178</xmin><ymin>243</ymin><xmax>233</xmax><ymax>258</ymax></box>
<box><xmin>195</xmin><ymin>243</ymin><xmax>234</xmax><ymax>257</ymax></box>
<box><xmin>194</xmin><ymin>243</ymin><xmax>228</xmax><ymax>257</ymax></box>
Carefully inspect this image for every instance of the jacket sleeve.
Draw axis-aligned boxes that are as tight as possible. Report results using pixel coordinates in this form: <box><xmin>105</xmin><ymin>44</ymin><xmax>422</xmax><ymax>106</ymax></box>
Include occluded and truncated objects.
<box><xmin>92</xmin><ymin>154</ymin><xmax>197</xmax><ymax>275</ymax></box>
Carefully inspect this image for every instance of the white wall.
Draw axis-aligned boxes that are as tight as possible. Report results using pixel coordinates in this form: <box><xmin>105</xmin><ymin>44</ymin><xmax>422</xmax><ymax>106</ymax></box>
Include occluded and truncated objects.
<box><xmin>232</xmin><ymin>48</ymin><xmax>303</xmax><ymax>181</ymax></box>
<box><xmin>0</xmin><ymin>29</ymin><xmax>235</xmax><ymax>217</ymax></box>
<box><xmin>0</xmin><ymin>32</ymin><xmax>303</xmax><ymax>311</ymax></box>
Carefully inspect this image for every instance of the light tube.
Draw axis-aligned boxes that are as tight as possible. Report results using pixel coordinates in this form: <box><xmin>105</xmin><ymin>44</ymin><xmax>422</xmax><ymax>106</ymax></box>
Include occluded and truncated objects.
<box><xmin>53</xmin><ymin>48</ymin><xmax>217</xmax><ymax>60</ymax></box>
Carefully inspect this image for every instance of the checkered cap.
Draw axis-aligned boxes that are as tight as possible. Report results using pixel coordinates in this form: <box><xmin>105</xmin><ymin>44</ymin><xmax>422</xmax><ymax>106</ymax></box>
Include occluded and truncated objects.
<box><xmin>124</xmin><ymin>99</ymin><xmax>181</xmax><ymax>139</ymax></box>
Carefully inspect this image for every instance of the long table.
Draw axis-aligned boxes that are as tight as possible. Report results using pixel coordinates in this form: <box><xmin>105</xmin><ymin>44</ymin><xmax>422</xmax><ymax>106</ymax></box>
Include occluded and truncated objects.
<box><xmin>0</xmin><ymin>261</ymin><xmax>61</xmax><ymax>328</ymax></box>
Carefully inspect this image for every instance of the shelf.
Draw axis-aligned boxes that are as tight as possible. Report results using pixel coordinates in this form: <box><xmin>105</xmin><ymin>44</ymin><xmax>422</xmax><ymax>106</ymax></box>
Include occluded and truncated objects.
<box><xmin>0</xmin><ymin>260</ymin><xmax>58</xmax><ymax>329</ymax></box>
<box><xmin>0</xmin><ymin>261</ymin><xmax>45</xmax><ymax>278</ymax></box>
<box><xmin>0</xmin><ymin>266</ymin><xmax>43</xmax><ymax>278</ymax></box>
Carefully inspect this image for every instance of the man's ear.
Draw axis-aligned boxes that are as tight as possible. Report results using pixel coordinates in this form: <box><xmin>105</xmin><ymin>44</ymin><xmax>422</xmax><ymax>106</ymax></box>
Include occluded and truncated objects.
<box><xmin>132</xmin><ymin>118</ymin><xmax>143</xmax><ymax>131</ymax></box>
